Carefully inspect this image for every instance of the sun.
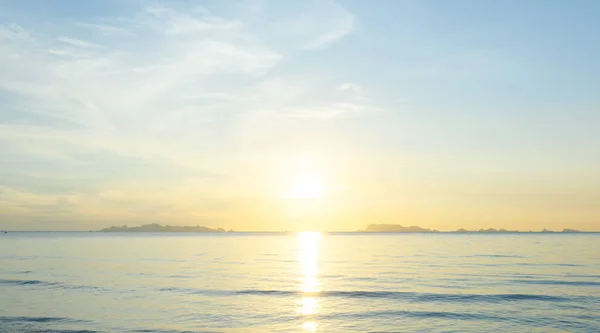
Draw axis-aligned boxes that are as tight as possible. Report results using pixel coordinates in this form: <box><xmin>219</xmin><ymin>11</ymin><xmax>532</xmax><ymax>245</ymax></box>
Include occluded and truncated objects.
<box><xmin>287</xmin><ymin>172</ymin><xmax>325</xmax><ymax>199</ymax></box>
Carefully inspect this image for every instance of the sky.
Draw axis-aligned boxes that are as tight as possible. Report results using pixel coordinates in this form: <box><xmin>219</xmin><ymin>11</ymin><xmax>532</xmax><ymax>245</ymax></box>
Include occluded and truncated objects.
<box><xmin>1</xmin><ymin>0</ymin><xmax>599</xmax><ymax>231</ymax></box>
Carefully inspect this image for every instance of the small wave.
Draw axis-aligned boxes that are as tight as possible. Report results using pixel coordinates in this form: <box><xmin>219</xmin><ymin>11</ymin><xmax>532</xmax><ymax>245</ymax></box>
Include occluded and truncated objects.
<box><xmin>512</xmin><ymin>279</ymin><xmax>600</xmax><ymax>286</ymax></box>
<box><xmin>0</xmin><ymin>316</ymin><xmax>68</xmax><ymax>323</ymax></box>
<box><xmin>0</xmin><ymin>316</ymin><xmax>93</xmax><ymax>333</ymax></box>
<box><xmin>0</xmin><ymin>279</ymin><xmax>60</xmax><ymax>286</ymax></box>
<box><xmin>158</xmin><ymin>288</ymin><xmax>238</xmax><ymax>297</ymax></box>
<box><xmin>8</xmin><ymin>330</ymin><xmax>98</xmax><ymax>333</ymax></box>
<box><xmin>237</xmin><ymin>289</ymin><xmax>569</xmax><ymax>302</ymax></box>
<box><xmin>61</xmin><ymin>284</ymin><xmax>108</xmax><ymax>291</ymax></box>
<box><xmin>162</xmin><ymin>288</ymin><xmax>571</xmax><ymax>303</ymax></box>
<box><xmin>130</xmin><ymin>329</ymin><xmax>219</xmax><ymax>333</ymax></box>
<box><xmin>567</xmin><ymin>274</ymin><xmax>600</xmax><ymax>279</ymax></box>
<box><xmin>319</xmin><ymin>310</ymin><xmax>504</xmax><ymax>321</ymax></box>
<box><xmin>319</xmin><ymin>274</ymin><xmax>346</xmax><ymax>279</ymax></box>
<box><xmin>0</xmin><ymin>279</ymin><xmax>107</xmax><ymax>291</ymax></box>
<box><xmin>473</xmin><ymin>254</ymin><xmax>526</xmax><ymax>258</ymax></box>
<box><xmin>348</xmin><ymin>276</ymin><xmax>377</xmax><ymax>282</ymax></box>
<box><xmin>515</xmin><ymin>262</ymin><xmax>584</xmax><ymax>267</ymax></box>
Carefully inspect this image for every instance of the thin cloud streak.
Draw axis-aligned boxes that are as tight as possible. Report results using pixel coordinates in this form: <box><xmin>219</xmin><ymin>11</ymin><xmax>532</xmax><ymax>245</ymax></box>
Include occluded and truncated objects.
<box><xmin>57</xmin><ymin>36</ymin><xmax>98</xmax><ymax>48</ymax></box>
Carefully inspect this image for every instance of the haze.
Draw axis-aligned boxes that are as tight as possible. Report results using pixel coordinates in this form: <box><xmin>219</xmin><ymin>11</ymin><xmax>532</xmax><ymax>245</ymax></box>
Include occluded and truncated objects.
<box><xmin>1</xmin><ymin>0</ymin><xmax>599</xmax><ymax>232</ymax></box>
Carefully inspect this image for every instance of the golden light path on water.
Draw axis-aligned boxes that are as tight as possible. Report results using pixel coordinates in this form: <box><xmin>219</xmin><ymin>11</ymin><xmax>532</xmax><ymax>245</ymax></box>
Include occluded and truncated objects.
<box><xmin>297</xmin><ymin>231</ymin><xmax>322</xmax><ymax>332</ymax></box>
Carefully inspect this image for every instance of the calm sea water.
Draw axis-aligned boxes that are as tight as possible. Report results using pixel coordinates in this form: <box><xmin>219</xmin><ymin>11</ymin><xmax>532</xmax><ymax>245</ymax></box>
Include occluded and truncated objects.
<box><xmin>0</xmin><ymin>232</ymin><xmax>599</xmax><ymax>332</ymax></box>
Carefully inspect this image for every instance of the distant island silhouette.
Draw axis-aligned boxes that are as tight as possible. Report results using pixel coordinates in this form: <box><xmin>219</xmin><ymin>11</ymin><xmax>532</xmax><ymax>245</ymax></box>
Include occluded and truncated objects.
<box><xmin>362</xmin><ymin>224</ymin><xmax>582</xmax><ymax>233</ymax></box>
<box><xmin>363</xmin><ymin>224</ymin><xmax>439</xmax><ymax>233</ymax></box>
<box><xmin>98</xmin><ymin>223</ymin><xmax>232</xmax><ymax>232</ymax></box>
<box><xmin>95</xmin><ymin>223</ymin><xmax>585</xmax><ymax>233</ymax></box>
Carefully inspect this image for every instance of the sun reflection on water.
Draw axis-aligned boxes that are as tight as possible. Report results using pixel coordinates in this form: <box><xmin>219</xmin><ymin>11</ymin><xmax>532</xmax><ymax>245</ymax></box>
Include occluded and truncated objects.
<box><xmin>302</xmin><ymin>321</ymin><xmax>317</xmax><ymax>332</ymax></box>
<box><xmin>297</xmin><ymin>232</ymin><xmax>322</xmax><ymax>331</ymax></box>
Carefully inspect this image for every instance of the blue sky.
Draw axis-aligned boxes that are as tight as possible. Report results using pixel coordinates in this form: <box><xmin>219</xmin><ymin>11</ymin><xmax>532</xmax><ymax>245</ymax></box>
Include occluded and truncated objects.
<box><xmin>1</xmin><ymin>0</ymin><xmax>599</xmax><ymax>231</ymax></box>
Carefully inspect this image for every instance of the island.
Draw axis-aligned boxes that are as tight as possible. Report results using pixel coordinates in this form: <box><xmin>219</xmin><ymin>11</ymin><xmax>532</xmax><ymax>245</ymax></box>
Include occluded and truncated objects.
<box><xmin>541</xmin><ymin>228</ymin><xmax>581</xmax><ymax>233</ymax></box>
<box><xmin>363</xmin><ymin>224</ymin><xmax>439</xmax><ymax>233</ymax></box>
<box><xmin>96</xmin><ymin>223</ymin><xmax>584</xmax><ymax>233</ymax></box>
<box><xmin>559</xmin><ymin>228</ymin><xmax>582</xmax><ymax>233</ymax></box>
<box><xmin>463</xmin><ymin>228</ymin><xmax>520</xmax><ymax>233</ymax></box>
<box><xmin>361</xmin><ymin>224</ymin><xmax>582</xmax><ymax>233</ymax></box>
<box><xmin>98</xmin><ymin>223</ymin><xmax>232</xmax><ymax>232</ymax></box>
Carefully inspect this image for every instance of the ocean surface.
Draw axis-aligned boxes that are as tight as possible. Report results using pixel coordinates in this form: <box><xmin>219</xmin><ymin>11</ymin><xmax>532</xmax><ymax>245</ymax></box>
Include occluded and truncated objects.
<box><xmin>0</xmin><ymin>232</ymin><xmax>599</xmax><ymax>332</ymax></box>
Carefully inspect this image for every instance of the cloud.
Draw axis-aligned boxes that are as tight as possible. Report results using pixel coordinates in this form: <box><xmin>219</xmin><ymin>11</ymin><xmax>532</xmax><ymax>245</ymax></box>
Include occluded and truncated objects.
<box><xmin>0</xmin><ymin>7</ymin><xmax>282</xmax><ymax>131</ymax></box>
<box><xmin>57</xmin><ymin>36</ymin><xmax>98</xmax><ymax>48</ymax></box>
<box><xmin>77</xmin><ymin>23</ymin><xmax>136</xmax><ymax>37</ymax></box>
<box><xmin>262</xmin><ymin>0</ymin><xmax>355</xmax><ymax>50</ymax></box>
<box><xmin>278</xmin><ymin>102</ymin><xmax>371</xmax><ymax>119</ymax></box>
<box><xmin>0</xmin><ymin>1</ymin><xmax>373</xmax><ymax>229</ymax></box>
<box><xmin>0</xmin><ymin>23</ymin><xmax>30</xmax><ymax>41</ymax></box>
<box><xmin>337</xmin><ymin>83</ymin><xmax>363</xmax><ymax>94</ymax></box>
<box><xmin>1</xmin><ymin>6</ymin><xmax>279</xmax><ymax>178</ymax></box>
<box><xmin>143</xmin><ymin>4</ymin><xmax>240</xmax><ymax>35</ymax></box>
<box><xmin>304</xmin><ymin>8</ymin><xmax>354</xmax><ymax>49</ymax></box>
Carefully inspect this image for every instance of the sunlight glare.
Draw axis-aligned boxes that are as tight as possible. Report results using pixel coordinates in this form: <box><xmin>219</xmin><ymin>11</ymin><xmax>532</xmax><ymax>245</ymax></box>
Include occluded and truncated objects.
<box><xmin>297</xmin><ymin>232</ymin><xmax>322</xmax><ymax>331</ymax></box>
<box><xmin>288</xmin><ymin>173</ymin><xmax>325</xmax><ymax>199</ymax></box>
<box><xmin>303</xmin><ymin>321</ymin><xmax>317</xmax><ymax>332</ymax></box>
<box><xmin>299</xmin><ymin>297</ymin><xmax>319</xmax><ymax>315</ymax></box>
<box><xmin>298</xmin><ymin>231</ymin><xmax>322</xmax><ymax>293</ymax></box>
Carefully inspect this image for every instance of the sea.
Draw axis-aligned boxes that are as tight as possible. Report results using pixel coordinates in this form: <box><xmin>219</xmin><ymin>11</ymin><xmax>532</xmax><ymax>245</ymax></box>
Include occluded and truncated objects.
<box><xmin>0</xmin><ymin>232</ymin><xmax>599</xmax><ymax>332</ymax></box>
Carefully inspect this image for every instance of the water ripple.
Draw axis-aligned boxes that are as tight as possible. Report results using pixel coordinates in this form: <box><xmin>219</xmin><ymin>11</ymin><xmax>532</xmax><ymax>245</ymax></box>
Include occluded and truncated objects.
<box><xmin>160</xmin><ymin>287</ymin><xmax>578</xmax><ymax>303</ymax></box>
<box><xmin>0</xmin><ymin>279</ymin><xmax>60</xmax><ymax>287</ymax></box>
<box><xmin>512</xmin><ymin>279</ymin><xmax>600</xmax><ymax>286</ymax></box>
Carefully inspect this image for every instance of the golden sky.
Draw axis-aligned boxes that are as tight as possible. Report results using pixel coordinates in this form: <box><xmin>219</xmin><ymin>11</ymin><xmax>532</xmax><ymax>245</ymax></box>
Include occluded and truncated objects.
<box><xmin>1</xmin><ymin>1</ymin><xmax>599</xmax><ymax>231</ymax></box>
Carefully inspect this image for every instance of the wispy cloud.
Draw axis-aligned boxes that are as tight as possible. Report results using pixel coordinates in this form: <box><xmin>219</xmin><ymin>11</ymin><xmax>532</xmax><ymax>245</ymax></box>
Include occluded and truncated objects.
<box><xmin>58</xmin><ymin>36</ymin><xmax>98</xmax><ymax>48</ymax></box>
<box><xmin>0</xmin><ymin>23</ymin><xmax>30</xmax><ymax>41</ymax></box>
<box><xmin>143</xmin><ymin>4</ymin><xmax>240</xmax><ymax>34</ymax></box>
<box><xmin>279</xmin><ymin>102</ymin><xmax>369</xmax><ymax>119</ymax></box>
<box><xmin>263</xmin><ymin>0</ymin><xmax>355</xmax><ymax>50</ymax></box>
<box><xmin>337</xmin><ymin>83</ymin><xmax>363</xmax><ymax>94</ymax></box>
<box><xmin>304</xmin><ymin>8</ymin><xmax>354</xmax><ymax>49</ymax></box>
<box><xmin>0</xmin><ymin>0</ymin><xmax>372</xmax><ymax>229</ymax></box>
<box><xmin>47</xmin><ymin>48</ymin><xmax>91</xmax><ymax>58</ymax></box>
<box><xmin>77</xmin><ymin>22</ymin><xmax>136</xmax><ymax>37</ymax></box>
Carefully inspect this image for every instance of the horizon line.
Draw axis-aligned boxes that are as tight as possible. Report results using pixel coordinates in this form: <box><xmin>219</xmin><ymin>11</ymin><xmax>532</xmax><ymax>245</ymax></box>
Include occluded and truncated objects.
<box><xmin>2</xmin><ymin>230</ymin><xmax>599</xmax><ymax>233</ymax></box>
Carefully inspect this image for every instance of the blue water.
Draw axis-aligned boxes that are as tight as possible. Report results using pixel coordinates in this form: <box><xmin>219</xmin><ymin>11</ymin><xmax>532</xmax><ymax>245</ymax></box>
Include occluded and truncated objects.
<box><xmin>0</xmin><ymin>232</ymin><xmax>599</xmax><ymax>332</ymax></box>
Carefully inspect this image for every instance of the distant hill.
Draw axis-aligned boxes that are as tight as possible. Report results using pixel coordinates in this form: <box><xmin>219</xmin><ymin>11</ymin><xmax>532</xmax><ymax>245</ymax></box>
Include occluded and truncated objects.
<box><xmin>364</xmin><ymin>224</ymin><xmax>439</xmax><ymax>233</ymax></box>
<box><xmin>543</xmin><ymin>228</ymin><xmax>582</xmax><ymax>233</ymax></box>
<box><xmin>362</xmin><ymin>224</ymin><xmax>582</xmax><ymax>233</ymax></box>
<box><xmin>457</xmin><ymin>228</ymin><xmax>520</xmax><ymax>233</ymax></box>
<box><xmin>98</xmin><ymin>223</ymin><xmax>231</xmax><ymax>232</ymax></box>
<box><xmin>97</xmin><ymin>223</ymin><xmax>584</xmax><ymax>233</ymax></box>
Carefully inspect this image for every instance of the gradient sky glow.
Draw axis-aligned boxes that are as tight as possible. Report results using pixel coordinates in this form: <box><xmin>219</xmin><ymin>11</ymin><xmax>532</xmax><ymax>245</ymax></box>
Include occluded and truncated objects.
<box><xmin>1</xmin><ymin>0</ymin><xmax>599</xmax><ymax>231</ymax></box>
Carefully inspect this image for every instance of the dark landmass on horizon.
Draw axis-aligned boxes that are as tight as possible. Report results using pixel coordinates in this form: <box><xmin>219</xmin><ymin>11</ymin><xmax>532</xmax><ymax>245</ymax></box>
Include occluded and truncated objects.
<box><xmin>98</xmin><ymin>223</ymin><xmax>232</xmax><ymax>232</ymax></box>
<box><xmin>91</xmin><ymin>223</ymin><xmax>591</xmax><ymax>233</ymax></box>
<box><xmin>362</xmin><ymin>224</ymin><xmax>583</xmax><ymax>233</ymax></box>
